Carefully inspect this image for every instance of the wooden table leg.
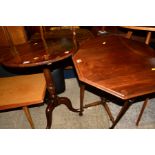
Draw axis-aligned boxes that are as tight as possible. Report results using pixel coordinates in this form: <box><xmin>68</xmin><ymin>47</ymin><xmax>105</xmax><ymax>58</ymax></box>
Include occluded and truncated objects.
<box><xmin>145</xmin><ymin>32</ymin><xmax>151</xmax><ymax>45</ymax></box>
<box><xmin>79</xmin><ymin>84</ymin><xmax>85</xmax><ymax>116</ymax></box>
<box><xmin>101</xmin><ymin>97</ymin><xmax>115</xmax><ymax>123</ymax></box>
<box><xmin>126</xmin><ymin>31</ymin><xmax>133</xmax><ymax>39</ymax></box>
<box><xmin>136</xmin><ymin>98</ymin><xmax>149</xmax><ymax>126</ymax></box>
<box><xmin>23</xmin><ymin>106</ymin><xmax>35</xmax><ymax>129</ymax></box>
<box><xmin>43</xmin><ymin>67</ymin><xmax>79</xmax><ymax>129</ymax></box>
<box><xmin>84</xmin><ymin>101</ymin><xmax>101</xmax><ymax>108</ymax></box>
<box><xmin>110</xmin><ymin>101</ymin><xmax>131</xmax><ymax>129</ymax></box>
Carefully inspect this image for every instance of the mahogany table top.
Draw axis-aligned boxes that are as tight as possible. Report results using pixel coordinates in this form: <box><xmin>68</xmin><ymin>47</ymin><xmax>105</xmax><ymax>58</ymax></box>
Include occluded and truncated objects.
<box><xmin>0</xmin><ymin>38</ymin><xmax>74</xmax><ymax>68</ymax></box>
<box><xmin>73</xmin><ymin>35</ymin><xmax>155</xmax><ymax>100</ymax></box>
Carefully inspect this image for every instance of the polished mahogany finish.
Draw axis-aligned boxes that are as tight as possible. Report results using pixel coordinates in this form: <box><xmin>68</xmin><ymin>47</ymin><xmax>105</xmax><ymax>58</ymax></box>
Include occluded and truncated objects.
<box><xmin>73</xmin><ymin>35</ymin><xmax>155</xmax><ymax>100</ymax></box>
<box><xmin>0</xmin><ymin>35</ymin><xmax>79</xmax><ymax>129</ymax></box>
<box><xmin>73</xmin><ymin>35</ymin><xmax>155</xmax><ymax>128</ymax></box>
<box><xmin>0</xmin><ymin>39</ymin><xmax>74</xmax><ymax>67</ymax></box>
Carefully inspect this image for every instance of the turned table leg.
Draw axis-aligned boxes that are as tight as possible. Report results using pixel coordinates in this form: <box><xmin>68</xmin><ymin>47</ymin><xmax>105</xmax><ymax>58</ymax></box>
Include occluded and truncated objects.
<box><xmin>136</xmin><ymin>98</ymin><xmax>149</xmax><ymax>126</ymax></box>
<box><xmin>101</xmin><ymin>97</ymin><xmax>115</xmax><ymax>123</ymax></box>
<box><xmin>79</xmin><ymin>84</ymin><xmax>85</xmax><ymax>116</ymax></box>
<box><xmin>110</xmin><ymin>101</ymin><xmax>131</xmax><ymax>129</ymax></box>
<box><xmin>43</xmin><ymin>67</ymin><xmax>79</xmax><ymax>129</ymax></box>
<box><xmin>23</xmin><ymin>106</ymin><xmax>35</xmax><ymax>129</ymax></box>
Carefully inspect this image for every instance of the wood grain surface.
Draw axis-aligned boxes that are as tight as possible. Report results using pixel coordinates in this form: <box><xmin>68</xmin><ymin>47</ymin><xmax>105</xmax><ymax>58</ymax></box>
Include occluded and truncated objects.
<box><xmin>73</xmin><ymin>35</ymin><xmax>155</xmax><ymax>100</ymax></box>
<box><xmin>0</xmin><ymin>73</ymin><xmax>46</xmax><ymax>110</ymax></box>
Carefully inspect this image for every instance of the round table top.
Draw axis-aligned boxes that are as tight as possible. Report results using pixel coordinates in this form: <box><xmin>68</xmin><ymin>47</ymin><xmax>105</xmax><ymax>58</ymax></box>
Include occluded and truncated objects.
<box><xmin>0</xmin><ymin>38</ymin><xmax>75</xmax><ymax>68</ymax></box>
<box><xmin>120</xmin><ymin>26</ymin><xmax>155</xmax><ymax>31</ymax></box>
<box><xmin>72</xmin><ymin>35</ymin><xmax>155</xmax><ymax>99</ymax></box>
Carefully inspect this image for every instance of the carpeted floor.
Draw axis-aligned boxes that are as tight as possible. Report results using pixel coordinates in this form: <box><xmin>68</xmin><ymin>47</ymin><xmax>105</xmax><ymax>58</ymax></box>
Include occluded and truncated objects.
<box><xmin>0</xmin><ymin>78</ymin><xmax>155</xmax><ymax>129</ymax></box>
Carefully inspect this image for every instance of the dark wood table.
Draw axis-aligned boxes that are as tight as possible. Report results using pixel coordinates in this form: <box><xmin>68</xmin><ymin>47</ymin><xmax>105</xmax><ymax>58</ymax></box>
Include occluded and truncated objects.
<box><xmin>0</xmin><ymin>37</ymin><xmax>79</xmax><ymax>129</ymax></box>
<box><xmin>72</xmin><ymin>35</ymin><xmax>155</xmax><ymax>128</ymax></box>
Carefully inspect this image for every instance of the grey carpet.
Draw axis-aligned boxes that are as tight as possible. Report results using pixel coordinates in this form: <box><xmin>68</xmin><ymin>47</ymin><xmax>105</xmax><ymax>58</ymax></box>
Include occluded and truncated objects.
<box><xmin>0</xmin><ymin>78</ymin><xmax>155</xmax><ymax>129</ymax></box>
<box><xmin>108</xmin><ymin>99</ymin><xmax>155</xmax><ymax>129</ymax></box>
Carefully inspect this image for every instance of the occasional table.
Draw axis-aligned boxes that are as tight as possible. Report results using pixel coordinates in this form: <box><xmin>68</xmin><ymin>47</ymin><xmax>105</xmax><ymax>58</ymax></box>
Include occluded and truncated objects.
<box><xmin>0</xmin><ymin>35</ymin><xmax>79</xmax><ymax>129</ymax></box>
<box><xmin>120</xmin><ymin>26</ymin><xmax>155</xmax><ymax>45</ymax></box>
<box><xmin>73</xmin><ymin>35</ymin><xmax>155</xmax><ymax>128</ymax></box>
